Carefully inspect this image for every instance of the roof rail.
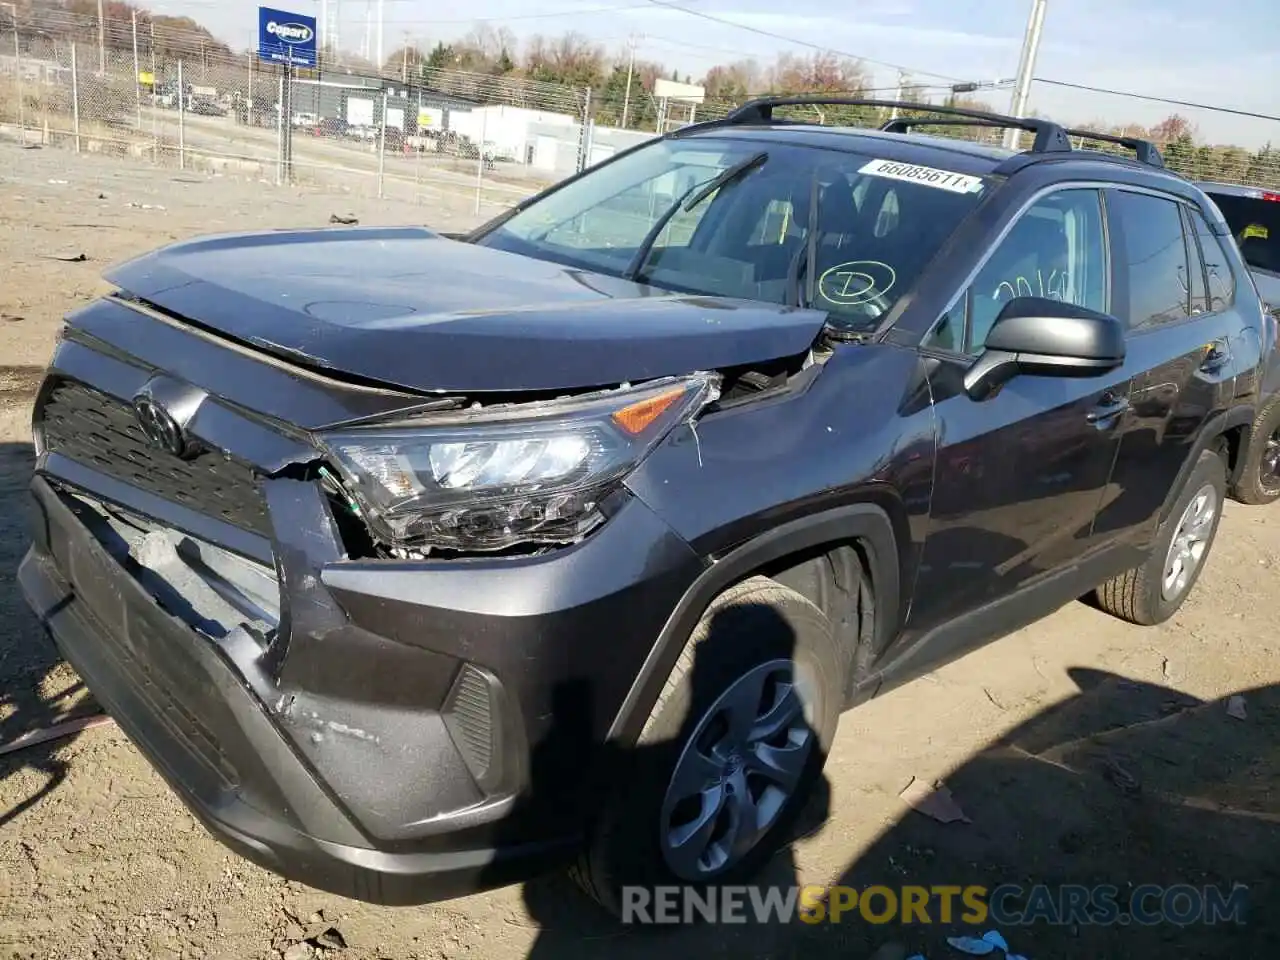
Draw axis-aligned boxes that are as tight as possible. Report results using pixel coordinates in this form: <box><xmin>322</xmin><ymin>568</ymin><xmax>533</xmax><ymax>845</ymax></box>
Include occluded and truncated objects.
<box><xmin>879</xmin><ymin>117</ymin><xmax>1005</xmax><ymax>133</ymax></box>
<box><xmin>1062</xmin><ymin>127</ymin><xmax>1164</xmax><ymax>167</ymax></box>
<box><xmin>725</xmin><ymin>96</ymin><xmax>1073</xmax><ymax>155</ymax></box>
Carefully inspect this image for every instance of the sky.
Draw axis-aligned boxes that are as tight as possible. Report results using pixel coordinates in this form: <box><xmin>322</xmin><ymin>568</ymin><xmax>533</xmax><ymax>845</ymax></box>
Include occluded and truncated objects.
<box><xmin>146</xmin><ymin>0</ymin><xmax>1280</xmax><ymax>148</ymax></box>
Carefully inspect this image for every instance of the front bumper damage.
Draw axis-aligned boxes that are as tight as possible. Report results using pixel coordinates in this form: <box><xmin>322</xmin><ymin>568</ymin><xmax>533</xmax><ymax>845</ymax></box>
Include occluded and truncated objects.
<box><xmin>19</xmin><ymin>299</ymin><xmax>706</xmax><ymax>904</ymax></box>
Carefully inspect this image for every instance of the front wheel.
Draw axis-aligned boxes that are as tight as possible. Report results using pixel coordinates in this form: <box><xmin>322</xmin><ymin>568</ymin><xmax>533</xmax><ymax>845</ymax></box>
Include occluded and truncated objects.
<box><xmin>571</xmin><ymin>576</ymin><xmax>843</xmax><ymax>918</ymax></box>
<box><xmin>1094</xmin><ymin>446</ymin><xmax>1227</xmax><ymax>625</ymax></box>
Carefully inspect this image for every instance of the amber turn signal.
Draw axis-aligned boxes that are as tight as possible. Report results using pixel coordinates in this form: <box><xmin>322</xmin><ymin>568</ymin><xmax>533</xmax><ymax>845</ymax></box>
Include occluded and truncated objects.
<box><xmin>611</xmin><ymin>386</ymin><xmax>687</xmax><ymax>435</ymax></box>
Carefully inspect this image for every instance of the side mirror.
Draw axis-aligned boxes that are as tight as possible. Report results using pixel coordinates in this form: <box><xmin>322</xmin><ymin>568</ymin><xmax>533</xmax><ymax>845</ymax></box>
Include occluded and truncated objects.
<box><xmin>963</xmin><ymin>297</ymin><xmax>1126</xmax><ymax>400</ymax></box>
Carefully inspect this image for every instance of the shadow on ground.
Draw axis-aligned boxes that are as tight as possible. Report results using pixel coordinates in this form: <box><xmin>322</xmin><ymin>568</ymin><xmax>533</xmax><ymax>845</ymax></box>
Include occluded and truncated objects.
<box><xmin>506</xmin><ymin>668</ymin><xmax>1278</xmax><ymax>959</ymax></box>
<box><xmin>1</xmin><ymin>430</ymin><xmax>100</xmax><ymax>831</ymax></box>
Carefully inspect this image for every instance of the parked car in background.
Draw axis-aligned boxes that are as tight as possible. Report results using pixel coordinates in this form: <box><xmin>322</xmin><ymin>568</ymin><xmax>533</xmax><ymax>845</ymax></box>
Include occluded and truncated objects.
<box><xmin>232</xmin><ymin>93</ymin><xmax>276</xmax><ymax>128</ymax></box>
<box><xmin>315</xmin><ymin>116</ymin><xmax>349</xmax><ymax>139</ymax></box>
<box><xmin>188</xmin><ymin>95</ymin><xmax>225</xmax><ymax>117</ymax></box>
<box><xmin>1197</xmin><ymin>182</ymin><xmax>1280</xmax><ymax>506</ymax></box>
<box><xmin>1198</xmin><ymin>181</ymin><xmax>1280</xmax><ymax>316</ymax></box>
<box><xmin>383</xmin><ymin>127</ymin><xmax>406</xmax><ymax>152</ymax></box>
<box><xmin>20</xmin><ymin>98</ymin><xmax>1280</xmax><ymax>921</ymax></box>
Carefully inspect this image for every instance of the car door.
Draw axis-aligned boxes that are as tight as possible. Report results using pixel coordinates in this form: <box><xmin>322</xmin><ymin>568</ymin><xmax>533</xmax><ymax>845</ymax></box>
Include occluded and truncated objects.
<box><xmin>1090</xmin><ymin>188</ymin><xmax>1249</xmax><ymax>544</ymax></box>
<box><xmin>904</xmin><ymin>187</ymin><xmax>1140</xmax><ymax>639</ymax></box>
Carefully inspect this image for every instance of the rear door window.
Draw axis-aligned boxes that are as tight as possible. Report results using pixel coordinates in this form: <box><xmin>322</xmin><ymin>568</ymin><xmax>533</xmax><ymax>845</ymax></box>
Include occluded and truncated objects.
<box><xmin>1108</xmin><ymin>190</ymin><xmax>1192</xmax><ymax>331</ymax></box>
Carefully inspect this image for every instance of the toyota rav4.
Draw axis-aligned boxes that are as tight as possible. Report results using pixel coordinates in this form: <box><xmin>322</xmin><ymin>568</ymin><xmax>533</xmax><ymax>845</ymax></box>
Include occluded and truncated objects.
<box><xmin>20</xmin><ymin>97</ymin><xmax>1280</xmax><ymax>916</ymax></box>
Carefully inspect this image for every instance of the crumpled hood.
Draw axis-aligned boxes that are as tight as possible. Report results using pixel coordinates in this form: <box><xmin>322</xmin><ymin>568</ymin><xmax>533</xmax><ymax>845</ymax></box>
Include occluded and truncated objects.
<box><xmin>105</xmin><ymin>226</ymin><xmax>830</xmax><ymax>393</ymax></box>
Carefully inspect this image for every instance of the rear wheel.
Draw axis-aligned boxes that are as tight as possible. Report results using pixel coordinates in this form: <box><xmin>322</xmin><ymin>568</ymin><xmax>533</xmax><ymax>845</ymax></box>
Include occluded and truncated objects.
<box><xmin>571</xmin><ymin>576</ymin><xmax>843</xmax><ymax>918</ymax></box>
<box><xmin>1229</xmin><ymin>396</ymin><xmax>1280</xmax><ymax>505</ymax></box>
<box><xmin>1094</xmin><ymin>446</ymin><xmax>1227</xmax><ymax>626</ymax></box>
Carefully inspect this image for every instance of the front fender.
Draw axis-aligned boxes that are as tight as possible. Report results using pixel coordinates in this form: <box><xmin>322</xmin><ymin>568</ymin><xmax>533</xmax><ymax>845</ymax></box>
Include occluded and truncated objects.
<box><xmin>606</xmin><ymin>501</ymin><xmax>902</xmax><ymax>743</ymax></box>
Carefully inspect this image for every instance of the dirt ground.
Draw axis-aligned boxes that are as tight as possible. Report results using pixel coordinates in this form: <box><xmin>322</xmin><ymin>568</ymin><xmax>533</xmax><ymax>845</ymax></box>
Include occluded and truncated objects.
<box><xmin>1</xmin><ymin>140</ymin><xmax>1277</xmax><ymax>960</ymax></box>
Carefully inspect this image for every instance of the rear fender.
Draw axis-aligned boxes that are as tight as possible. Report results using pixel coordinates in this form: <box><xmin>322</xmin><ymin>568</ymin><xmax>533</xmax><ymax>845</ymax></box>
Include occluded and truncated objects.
<box><xmin>1164</xmin><ymin>405</ymin><xmax>1256</xmax><ymax>522</ymax></box>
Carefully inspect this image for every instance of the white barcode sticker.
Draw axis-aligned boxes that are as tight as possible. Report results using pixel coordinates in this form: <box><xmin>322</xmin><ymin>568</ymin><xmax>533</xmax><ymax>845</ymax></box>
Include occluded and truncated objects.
<box><xmin>859</xmin><ymin>158</ymin><xmax>986</xmax><ymax>194</ymax></box>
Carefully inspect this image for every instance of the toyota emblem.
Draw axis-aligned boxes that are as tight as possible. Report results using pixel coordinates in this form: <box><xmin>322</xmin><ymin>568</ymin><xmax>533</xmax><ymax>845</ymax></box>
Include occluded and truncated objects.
<box><xmin>132</xmin><ymin>394</ymin><xmax>190</xmax><ymax>458</ymax></box>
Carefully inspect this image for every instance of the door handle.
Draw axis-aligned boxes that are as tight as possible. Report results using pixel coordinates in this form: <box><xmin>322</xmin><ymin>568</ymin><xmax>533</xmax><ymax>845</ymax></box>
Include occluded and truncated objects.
<box><xmin>1086</xmin><ymin>394</ymin><xmax>1130</xmax><ymax>426</ymax></box>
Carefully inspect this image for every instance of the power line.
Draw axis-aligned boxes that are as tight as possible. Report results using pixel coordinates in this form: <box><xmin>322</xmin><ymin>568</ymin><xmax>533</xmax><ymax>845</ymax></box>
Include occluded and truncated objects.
<box><xmin>25</xmin><ymin>2</ymin><xmax>972</xmax><ymax>91</ymax></box>
<box><xmin>35</xmin><ymin>1</ymin><xmax>689</xmax><ymax>31</ymax></box>
<box><xmin>1034</xmin><ymin>78</ymin><xmax>1280</xmax><ymax>124</ymax></box>
<box><xmin>345</xmin><ymin>2</ymin><xmax>670</xmax><ymax>26</ymax></box>
<box><xmin>639</xmin><ymin>32</ymin><xmax>769</xmax><ymax>59</ymax></box>
<box><xmin>639</xmin><ymin>0</ymin><xmax>967</xmax><ymax>82</ymax></box>
<box><xmin>140</xmin><ymin>0</ymin><xmax>655</xmax><ymax>17</ymax></box>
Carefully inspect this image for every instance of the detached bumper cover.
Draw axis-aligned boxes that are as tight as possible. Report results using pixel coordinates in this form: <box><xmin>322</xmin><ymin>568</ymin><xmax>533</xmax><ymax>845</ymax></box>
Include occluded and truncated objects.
<box><xmin>20</xmin><ymin>475</ymin><xmax>702</xmax><ymax>904</ymax></box>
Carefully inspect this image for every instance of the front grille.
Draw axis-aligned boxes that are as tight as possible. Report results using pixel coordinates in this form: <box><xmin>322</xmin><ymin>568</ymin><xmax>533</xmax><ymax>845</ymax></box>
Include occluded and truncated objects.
<box><xmin>40</xmin><ymin>380</ymin><xmax>272</xmax><ymax>537</ymax></box>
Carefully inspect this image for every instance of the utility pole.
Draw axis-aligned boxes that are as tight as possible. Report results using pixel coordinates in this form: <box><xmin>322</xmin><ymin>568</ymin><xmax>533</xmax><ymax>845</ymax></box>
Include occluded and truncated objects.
<box><xmin>620</xmin><ymin>34</ymin><xmax>639</xmax><ymax>129</ymax></box>
<box><xmin>360</xmin><ymin>0</ymin><xmax>370</xmax><ymax>62</ymax></box>
<box><xmin>96</xmin><ymin>0</ymin><xmax>105</xmax><ymax>74</ymax></box>
<box><xmin>320</xmin><ymin>0</ymin><xmax>328</xmax><ymax>63</ymax></box>
<box><xmin>1003</xmin><ymin>0</ymin><xmax>1048</xmax><ymax>150</ymax></box>
<box><xmin>4</xmin><ymin>3</ymin><xmax>21</xmax><ymax>143</ymax></box>
<box><xmin>375</xmin><ymin>0</ymin><xmax>384</xmax><ymax>73</ymax></box>
<box><xmin>401</xmin><ymin>32</ymin><xmax>409</xmax><ymax>83</ymax></box>
<box><xmin>889</xmin><ymin>69</ymin><xmax>908</xmax><ymax>120</ymax></box>
<box><xmin>131</xmin><ymin>9</ymin><xmax>140</xmax><ymax>128</ymax></box>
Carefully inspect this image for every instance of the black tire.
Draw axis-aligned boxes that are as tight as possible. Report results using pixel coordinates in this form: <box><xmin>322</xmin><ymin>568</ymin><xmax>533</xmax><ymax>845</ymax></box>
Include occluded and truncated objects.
<box><xmin>1094</xmin><ymin>446</ymin><xmax>1227</xmax><ymax>626</ymax></box>
<box><xmin>571</xmin><ymin>576</ymin><xmax>843</xmax><ymax>918</ymax></box>
<box><xmin>1229</xmin><ymin>395</ymin><xmax>1280</xmax><ymax>505</ymax></box>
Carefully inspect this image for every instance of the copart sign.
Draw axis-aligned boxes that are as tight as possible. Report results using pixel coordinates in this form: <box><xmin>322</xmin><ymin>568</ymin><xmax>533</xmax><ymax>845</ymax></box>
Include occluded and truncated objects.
<box><xmin>257</xmin><ymin>6</ymin><xmax>318</xmax><ymax>68</ymax></box>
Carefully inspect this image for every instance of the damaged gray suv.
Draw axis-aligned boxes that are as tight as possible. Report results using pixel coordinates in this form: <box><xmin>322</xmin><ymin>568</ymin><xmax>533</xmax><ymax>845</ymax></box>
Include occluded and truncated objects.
<box><xmin>21</xmin><ymin>98</ymin><xmax>1279</xmax><ymax>916</ymax></box>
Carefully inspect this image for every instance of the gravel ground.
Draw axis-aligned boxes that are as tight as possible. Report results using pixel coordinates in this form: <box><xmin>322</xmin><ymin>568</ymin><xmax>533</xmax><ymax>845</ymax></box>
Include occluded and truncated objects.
<box><xmin>0</xmin><ymin>140</ymin><xmax>1277</xmax><ymax>960</ymax></box>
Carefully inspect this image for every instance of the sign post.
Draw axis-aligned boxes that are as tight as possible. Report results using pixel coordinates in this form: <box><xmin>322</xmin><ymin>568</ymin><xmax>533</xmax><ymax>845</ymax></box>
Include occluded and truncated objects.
<box><xmin>257</xmin><ymin>6</ymin><xmax>317</xmax><ymax>184</ymax></box>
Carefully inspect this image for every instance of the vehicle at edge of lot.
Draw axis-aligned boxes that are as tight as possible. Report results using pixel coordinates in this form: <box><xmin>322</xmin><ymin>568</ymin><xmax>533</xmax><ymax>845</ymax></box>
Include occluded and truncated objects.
<box><xmin>17</xmin><ymin>96</ymin><xmax>1280</xmax><ymax>920</ymax></box>
<box><xmin>1198</xmin><ymin>180</ymin><xmax>1280</xmax><ymax>314</ymax></box>
<box><xmin>1196</xmin><ymin>180</ymin><xmax>1280</xmax><ymax>503</ymax></box>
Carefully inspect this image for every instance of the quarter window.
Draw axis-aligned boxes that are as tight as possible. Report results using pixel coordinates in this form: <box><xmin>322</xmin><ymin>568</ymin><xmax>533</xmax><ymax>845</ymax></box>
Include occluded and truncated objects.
<box><xmin>1108</xmin><ymin>190</ymin><xmax>1193</xmax><ymax>330</ymax></box>
<box><xmin>1189</xmin><ymin>207</ymin><xmax>1235</xmax><ymax>312</ymax></box>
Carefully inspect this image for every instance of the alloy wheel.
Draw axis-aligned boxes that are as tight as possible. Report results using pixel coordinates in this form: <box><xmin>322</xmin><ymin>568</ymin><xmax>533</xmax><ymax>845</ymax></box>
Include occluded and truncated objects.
<box><xmin>1261</xmin><ymin>427</ymin><xmax>1280</xmax><ymax>493</ymax></box>
<box><xmin>1162</xmin><ymin>483</ymin><xmax>1217</xmax><ymax>601</ymax></box>
<box><xmin>658</xmin><ymin>659</ymin><xmax>815</xmax><ymax>881</ymax></box>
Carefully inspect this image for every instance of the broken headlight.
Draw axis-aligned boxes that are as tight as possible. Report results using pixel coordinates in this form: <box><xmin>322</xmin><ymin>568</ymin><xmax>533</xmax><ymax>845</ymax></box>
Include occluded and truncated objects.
<box><xmin>317</xmin><ymin>374</ymin><xmax>719</xmax><ymax>552</ymax></box>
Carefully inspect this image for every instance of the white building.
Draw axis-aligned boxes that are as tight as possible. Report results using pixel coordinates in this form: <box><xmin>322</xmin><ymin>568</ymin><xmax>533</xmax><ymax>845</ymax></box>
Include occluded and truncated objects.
<box><xmin>524</xmin><ymin>120</ymin><xmax>656</xmax><ymax>179</ymax></box>
<box><xmin>446</xmin><ymin>104</ymin><xmax>579</xmax><ymax>165</ymax></box>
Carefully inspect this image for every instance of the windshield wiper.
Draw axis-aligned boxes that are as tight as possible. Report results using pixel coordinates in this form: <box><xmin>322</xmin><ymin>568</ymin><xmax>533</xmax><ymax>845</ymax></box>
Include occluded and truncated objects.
<box><xmin>623</xmin><ymin>150</ymin><xmax>769</xmax><ymax>282</ymax></box>
<box><xmin>786</xmin><ymin>170</ymin><xmax>823</xmax><ymax>308</ymax></box>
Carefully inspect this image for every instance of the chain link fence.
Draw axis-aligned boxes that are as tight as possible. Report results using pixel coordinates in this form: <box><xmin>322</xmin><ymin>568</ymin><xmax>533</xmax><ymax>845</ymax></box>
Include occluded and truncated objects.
<box><xmin>1026</xmin><ymin>80</ymin><xmax>1280</xmax><ymax>190</ymax></box>
<box><xmin>0</xmin><ymin>31</ymin><xmax>598</xmax><ymax>213</ymax></box>
<box><xmin>2</xmin><ymin>16</ymin><xmax>1276</xmax><ymax>209</ymax></box>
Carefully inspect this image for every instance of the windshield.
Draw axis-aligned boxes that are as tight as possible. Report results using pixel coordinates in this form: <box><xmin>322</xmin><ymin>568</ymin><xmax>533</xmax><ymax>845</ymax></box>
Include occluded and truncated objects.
<box><xmin>1205</xmin><ymin>189</ymin><xmax>1280</xmax><ymax>277</ymax></box>
<box><xmin>475</xmin><ymin>136</ymin><xmax>990</xmax><ymax>331</ymax></box>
